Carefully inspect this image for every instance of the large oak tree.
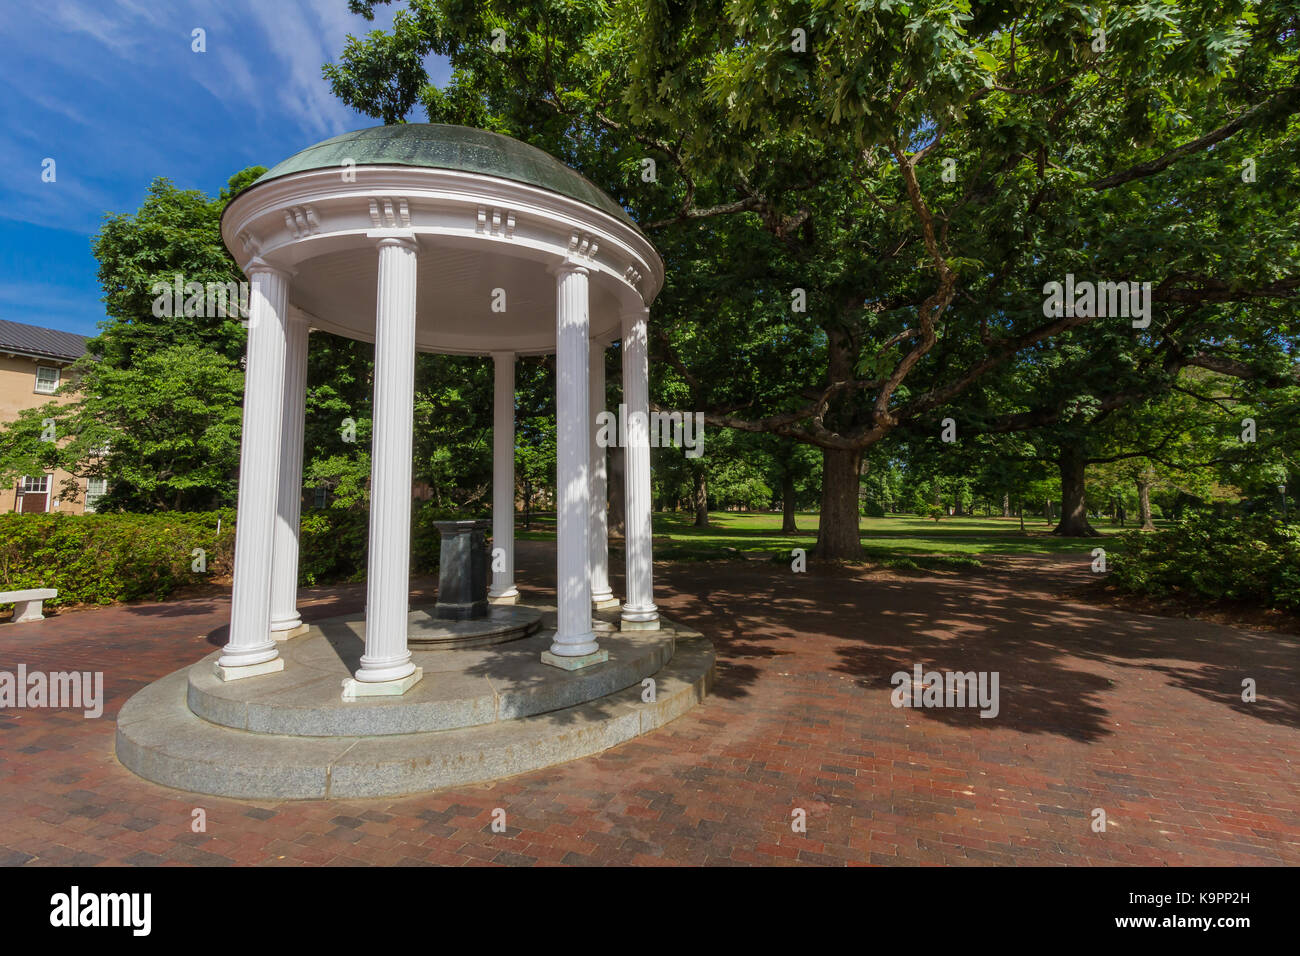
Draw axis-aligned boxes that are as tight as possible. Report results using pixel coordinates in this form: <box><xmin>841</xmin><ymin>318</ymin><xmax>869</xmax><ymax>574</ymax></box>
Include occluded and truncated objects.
<box><xmin>325</xmin><ymin>0</ymin><xmax>1299</xmax><ymax>555</ymax></box>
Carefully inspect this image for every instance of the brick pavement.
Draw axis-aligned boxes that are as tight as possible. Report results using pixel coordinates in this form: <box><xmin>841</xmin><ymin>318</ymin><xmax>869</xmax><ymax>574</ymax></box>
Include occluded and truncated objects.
<box><xmin>1</xmin><ymin>543</ymin><xmax>1297</xmax><ymax>866</ymax></box>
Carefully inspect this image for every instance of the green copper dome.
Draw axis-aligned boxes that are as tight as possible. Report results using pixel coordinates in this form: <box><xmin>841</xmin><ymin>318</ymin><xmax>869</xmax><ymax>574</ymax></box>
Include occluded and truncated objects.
<box><xmin>252</xmin><ymin>123</ymin><xmax>639</xmax><ymax>231</ymax></box>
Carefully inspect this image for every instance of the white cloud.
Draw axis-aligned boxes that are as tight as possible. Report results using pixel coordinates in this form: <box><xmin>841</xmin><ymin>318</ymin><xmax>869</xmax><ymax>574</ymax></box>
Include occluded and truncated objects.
<box><xmin>46</xmin><ymin>0</ymin><xmax>149</xmax><ymax>55</ymax></box>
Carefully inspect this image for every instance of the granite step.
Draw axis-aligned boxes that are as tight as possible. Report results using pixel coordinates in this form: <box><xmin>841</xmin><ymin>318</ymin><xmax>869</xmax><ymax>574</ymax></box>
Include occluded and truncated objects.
<box><xmin>187</xmin><ymin>621</ymin><xmax>675</xmax><ymax>737</ymax></box>
<box><xmin>115</xmin><ymin>628</ymin><xmax>713</xmax><ymax>800</ymax></box>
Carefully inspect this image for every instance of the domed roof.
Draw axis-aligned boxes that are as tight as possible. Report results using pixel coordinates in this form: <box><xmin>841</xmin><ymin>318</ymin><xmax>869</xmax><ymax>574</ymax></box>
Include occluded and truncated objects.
<box><xmin>252</xmin><ymin>123</ymin><xmax>639</xmax><ymax>232</ymax></box>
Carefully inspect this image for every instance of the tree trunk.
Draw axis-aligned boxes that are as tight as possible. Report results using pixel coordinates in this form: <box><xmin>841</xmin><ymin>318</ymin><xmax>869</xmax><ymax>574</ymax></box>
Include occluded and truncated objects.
<box><xmin>1018</xmin><ymin>497</ymin><xmax>1025</xmax><ymax>532</ymax></box>
<box><xmin>781</xmin><ymin>473</ymin><xmax>799</xmax><ymax>533</ymax></box>
<box><xmin>815</xmin><ymin>447</ymin><xmax>864</xmax><ymax>559</ymax></box>
<box><xmin>1044</xmin><ymin>498</ymin><xmax>1052</xmax><ymax>524</ymax></box>
<box><xmin>1052</xmin><ymin>448</ymin><xmax>1099</xmax><ymax>536</ymax></box>
<box><xmin>692</xmin><ymin>467</ymin><xmax>708</xmax><ymax>528</ymax></box>
<box><xmin>1136</xmin><ymin>479</ymin><xmax>1155</xmax><ymax>531</ymax></box>
<box><xmin>1002</xmin><ymin>493</ymin><xmax>1010</xmax><ymax>518</ymax></box>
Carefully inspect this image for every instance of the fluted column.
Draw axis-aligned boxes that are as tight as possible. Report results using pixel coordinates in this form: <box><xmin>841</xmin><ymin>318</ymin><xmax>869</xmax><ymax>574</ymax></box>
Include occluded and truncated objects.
<box><xmin>488</xmin><ymin>350</ymin><xmax>519</xmax><ymax>604</ymax></box>
<box><xmin>346</xmin><ymin>234</ymin><xmax>422</xmax><ymax>696</ymax></box>
<box><xmin>217</xmin><ymin>262</ymin><xmax>291</xmax><ymax>678</ymax></box>
<box><xmin>269</xmin><ymin>313</ymin><xmax>309</xmax><ymax>638</ymax></box>
<box><xmin>542</xmin><ymin>261</ymin><xmax>604</xmax><ymax>668</ymax></box>
<box><xmin>621</xmin><ymin>306</ymin><xmax>659</xmax><ymax>630</ymax></box>
<box><xmin>589</xmin><ymin>337</ymin><xmax>618</xmax><ymax>609</ymax></box>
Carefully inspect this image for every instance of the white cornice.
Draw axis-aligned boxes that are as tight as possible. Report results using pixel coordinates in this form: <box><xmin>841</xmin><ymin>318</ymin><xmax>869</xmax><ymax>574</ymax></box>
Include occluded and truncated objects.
<box><xmin>221</xmin><ymin>165</ymin><xmax>663</xmax><ymax>306</ymax></box>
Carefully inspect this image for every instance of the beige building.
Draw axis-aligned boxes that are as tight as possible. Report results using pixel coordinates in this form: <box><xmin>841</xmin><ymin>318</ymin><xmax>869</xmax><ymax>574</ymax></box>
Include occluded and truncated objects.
<box><xmin>0</xmin><ymin>319</ymin><xmax>94</xmax><ymax>514</ymax></box>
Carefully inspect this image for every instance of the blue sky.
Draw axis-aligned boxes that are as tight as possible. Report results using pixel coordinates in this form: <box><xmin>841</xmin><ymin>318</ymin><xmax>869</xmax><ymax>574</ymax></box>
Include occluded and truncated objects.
<box><xmin>0</xmin><ymin>0</ymin><xmax>447</xmax><ymax>338</ymax></box>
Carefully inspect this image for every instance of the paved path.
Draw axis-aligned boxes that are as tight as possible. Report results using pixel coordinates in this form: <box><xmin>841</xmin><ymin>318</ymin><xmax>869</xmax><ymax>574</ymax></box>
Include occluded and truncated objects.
<box><xmin>1</xmin><ymin>543</ymin><xmax>1297</xmax><ymax>866</ymax></box>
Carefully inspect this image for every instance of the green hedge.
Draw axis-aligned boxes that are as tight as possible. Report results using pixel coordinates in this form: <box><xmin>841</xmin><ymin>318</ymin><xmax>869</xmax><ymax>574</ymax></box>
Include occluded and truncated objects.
<box><xmin>0</xmin><ymin>503</ymin><xmax>461</xmax><ymax>608</ymax></box>
<box><xmin>0</xmin><ymin>510</ymin><xmax>236</xmax><ymax>606</ymax></box>
<box><xmin>1109</xmin><ymin>513</ymin><xmax>1300</xmax><ymax>611</ymax></box>
<box><xmin>296</xmin><ymin>505</ymin><xmax>448</xmax><ymax>585</ymax></box>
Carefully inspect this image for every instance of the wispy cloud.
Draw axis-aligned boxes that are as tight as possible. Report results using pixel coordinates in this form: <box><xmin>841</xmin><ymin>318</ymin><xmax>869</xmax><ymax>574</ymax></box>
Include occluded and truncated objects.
<box><xmin>0</xmin><ymin>0</ymin><xmax>397</xmax><ymax>330</ymax></box>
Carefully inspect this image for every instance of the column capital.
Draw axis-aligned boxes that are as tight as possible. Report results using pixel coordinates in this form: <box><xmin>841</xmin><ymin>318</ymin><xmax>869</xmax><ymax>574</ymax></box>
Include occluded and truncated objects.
<box><xmin>244</xmin><ymin>257</ymin><xmax>295</xmax><ymax>281</ymax></box>
<box><xmin>549</xmin><ymin>258</ymin><xmax>591</xmax><ymax>279</ymax></box>
<box><xmin>620</xmin><ymin>305</ymin><xmax>650</xmax><ymax>334</ymax></box>
<box><xmin>369</xmin><ymin>230</ymin><xmax>420</xmax><ymax>252</ymax></box>
<box><xmin>490</xmin><ymin>349</ymin><xmax>516</xmax><ymax>364</ymax></box>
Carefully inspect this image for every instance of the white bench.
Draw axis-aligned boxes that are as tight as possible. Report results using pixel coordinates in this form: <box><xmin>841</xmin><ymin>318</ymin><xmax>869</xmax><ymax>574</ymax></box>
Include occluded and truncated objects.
<box><xmin>0</xmin><ymin>588</ymin><xmax>57</xmax><ymax>623</ymax></box>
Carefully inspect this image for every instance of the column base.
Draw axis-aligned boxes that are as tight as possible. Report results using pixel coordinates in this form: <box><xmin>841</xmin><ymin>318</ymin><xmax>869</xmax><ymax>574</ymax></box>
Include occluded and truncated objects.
<box><xmin>341</xmin><ymin>667</ymin><xmax>423</xmax><ymax>701</ymax></box>
<box><xmin>272</xmin><ymin>623</ymin><xmax>310</xmax><ymax>642</ymax></box>
<box><xmin>620</xmin><ymin>619</ymin><xmax>660</xmax><ymax>631</ymax></box>
<box><xmin>488</xmin><ymin>591</ymin><xmax>520</xmax><ymax>606</ymax></box>
<box><xmin>213</xmin><ymin>657</ymin><xmax>285</xmax><ymax>682</ymax></box>
<box><xmin>592</xmin><ymin>595</ymin><xmax>621</xmax><ymax>610</ymax></box>
<box><xmin>621</xmin><ymin>605</ymin><xmax>660</xmax><ymax>631</ymax></box>
<box><xmin>540</xmin><ymin>649</ymin><xmax>609</xmax><ymax>671</ymax></box>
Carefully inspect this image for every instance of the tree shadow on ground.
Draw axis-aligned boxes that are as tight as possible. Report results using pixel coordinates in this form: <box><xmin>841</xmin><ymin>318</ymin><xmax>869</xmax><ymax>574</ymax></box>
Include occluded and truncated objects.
<box><xmin>644</xmin><ymin>553</ymin><xmax>1300</xmax><ymax>740</ymax></box>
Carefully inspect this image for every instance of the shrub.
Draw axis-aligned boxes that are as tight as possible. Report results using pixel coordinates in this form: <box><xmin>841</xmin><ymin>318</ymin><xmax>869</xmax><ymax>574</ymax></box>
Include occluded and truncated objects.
<box><xmin>928</xmin><ymin>506</ymin><xmax>944</xmax><ymax>522</ymax></box>
<box><xmin>0</xmin><ymin>510</ymin><xmax>235</xmax><ymax>607</ymax></box>
<box><xmin>1109</xmin><ymin>513</ymin><xmax>1300</xmax><ymax>611</ymax></box>
<box><xmin>863</xmin><ymin>499</ymin><xmax>886</xmax><ymax>518</ymax></box>
<box><xmin>0</xmin><ymin>501</ymin><xmax>466</xmax><ymax>609</ymax></box>
<box><xmin>297</xmin><ymin>509</ymin><xmax>369</xmax><ymax>586</ymax></box>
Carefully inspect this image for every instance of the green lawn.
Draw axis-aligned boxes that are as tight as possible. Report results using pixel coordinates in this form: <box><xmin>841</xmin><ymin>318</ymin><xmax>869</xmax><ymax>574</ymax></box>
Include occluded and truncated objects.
<box><xmin>519</xmin><ymin>510</ymin><xmax>1151</xmax><ymax>567</ymax></box>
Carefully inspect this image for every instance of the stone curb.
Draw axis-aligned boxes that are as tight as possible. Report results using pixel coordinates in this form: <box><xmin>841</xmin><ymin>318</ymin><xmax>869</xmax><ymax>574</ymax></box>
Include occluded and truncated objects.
<box><xmin>115</xmin><ymin>630</ymin><xmax>714</xmax><ymax>800</ymax></box>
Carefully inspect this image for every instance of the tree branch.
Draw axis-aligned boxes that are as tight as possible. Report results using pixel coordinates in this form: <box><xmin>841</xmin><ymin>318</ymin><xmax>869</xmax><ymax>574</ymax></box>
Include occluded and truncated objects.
<box><xmin>1089</xmin><ymin>84</ymin><xmax>1300</xmax><ymax>190</ymax></box>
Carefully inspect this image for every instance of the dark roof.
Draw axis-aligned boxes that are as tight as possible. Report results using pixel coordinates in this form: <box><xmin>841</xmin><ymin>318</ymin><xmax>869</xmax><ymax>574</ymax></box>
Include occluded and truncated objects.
<box><xmin>0</xmin><ymin>319</ymin><xmax>90</xmax><ymax>362</ymax></box>
<box><xmin>250</xmin><ymin>123</ymin><xmax>641</xmax><ymax>234</ymax></box>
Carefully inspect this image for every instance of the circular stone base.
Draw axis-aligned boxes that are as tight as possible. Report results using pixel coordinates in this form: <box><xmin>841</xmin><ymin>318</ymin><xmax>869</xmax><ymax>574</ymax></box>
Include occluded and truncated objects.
<box><xmin>408</xmin><ymin>604</ymin><xmax>542</xmax><ymax>648</ymax></box>
<box><xmin>115</xmin><ymin>609</ymin><xmax>715</xmax><ymax>800</ymax></box>
<box><xmin>185</xmin><ymin>605</ymin><xmax>671</xmax><ymax>737</ymax></box>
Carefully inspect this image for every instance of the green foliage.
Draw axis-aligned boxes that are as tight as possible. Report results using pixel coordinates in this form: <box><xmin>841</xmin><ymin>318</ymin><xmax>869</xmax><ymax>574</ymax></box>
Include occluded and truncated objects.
<box><xmin>297</xmin><ymin>509</ymin><xmax>369</xmax><ymax>585</ymax></box>
<box><xmin>0</xmin><ymin>502</ymin><xmax>455</xmax><ymax>608</ymax></box>
<box><xmin>863</xmin><ymin>499</ymin><xmax>887</xmax><ymax>518</ymax></box>
<box><xmin>0</xmin><ymin>511</ymin><xmax>235</xmax><ymax>606</ymax></box>
<box><xmin>0</xmin><ymin>344</ymin><xmax>245</xmax><ymax>511</ymax></box>
<box><xmin>287</xmin><ymin>503</ymin><xmax>452</xmax><ymax>586</ymax></box>
<box><xmin>320</xmin><ymin>0</ymin><xmax>1300</xmax><ymax>559</ymax></box>
<box><xmin>1110</xmin><ymin>513</ymin><xmax>1300</xmax><ymax>610</ymax></box>
<box><xmin>90</xmin><ymin>172</ymin><xmax>264</xmax><ymax>369</ymax></box>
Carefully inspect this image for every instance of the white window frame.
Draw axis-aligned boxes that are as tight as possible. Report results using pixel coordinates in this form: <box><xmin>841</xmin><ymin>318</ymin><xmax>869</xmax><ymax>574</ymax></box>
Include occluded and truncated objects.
<box><xmin>17</xmin><ymin>474</ymin><xmax>52</xmax><ymax>514</ymax></box>
<box><xmin>34</xmin><ymin>365</ymin><xmax>60</xmax><ymax>394</ymax></box>
<box><xmin>85</xmin><ymin>477</ymin><xmax>108</xmax><ymax>513</ymax></box>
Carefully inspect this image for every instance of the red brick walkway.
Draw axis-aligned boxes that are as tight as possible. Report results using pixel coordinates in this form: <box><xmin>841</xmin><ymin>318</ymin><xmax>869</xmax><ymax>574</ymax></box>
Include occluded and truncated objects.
<box><xmin>2</xmin><ymin>543</ymin><xmax>1297</xmax><ymax>866</ymax></box>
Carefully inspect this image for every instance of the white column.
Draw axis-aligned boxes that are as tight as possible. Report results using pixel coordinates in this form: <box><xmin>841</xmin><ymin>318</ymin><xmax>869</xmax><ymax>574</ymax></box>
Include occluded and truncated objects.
<box><xmin>347</xmin><ymin>234</ymin><xmax>422</xmax><ymax>696</ymax></box>
<box><xmin>621</xmin><ymin>306</ymin><xmax>659</xmax><ymax>630</ymax></box>
<box><xmin>589</xmin><ymin>338</ymin><xmax>618</xmax><ymax>609</ymax></box>
<box><xmin>269</xmin><ymin>313</ymin><xmax>309</xmax><ymax>638</ymax></box>
<box><xmin>217</xmin><ymin>262</ymin><xmax>291</xmax><ymax>678</ymax></box>
<box><xmin>488</xmin><ymin>350</ymin><xmax>519</xmax><ymax>604</ymax></box>
<box><xmin>543</xmin><ymin>261</ymin><xmax>603</xmax><ymax>667</ymax></box>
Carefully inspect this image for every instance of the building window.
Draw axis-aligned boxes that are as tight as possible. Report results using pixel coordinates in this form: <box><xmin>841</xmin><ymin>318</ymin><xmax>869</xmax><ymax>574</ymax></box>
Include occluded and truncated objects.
<box><xmin>34</xmin><ymin>366</ymin><xmax>60</xmax><ymax>394</ymax></box>
<box><xmin>313</xmin><ymin>486</ymin><xmax>329</xmax><ymax>508</ymax></box>
<box><xmin>21</xmin><ymin>475</ymin><xmax>49</xmax><ymax>494</ymax></box>
<box><xmin>85</xmin><ymin>478</ymin><xmax>108</xmax><ymax>513</ymax></box>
